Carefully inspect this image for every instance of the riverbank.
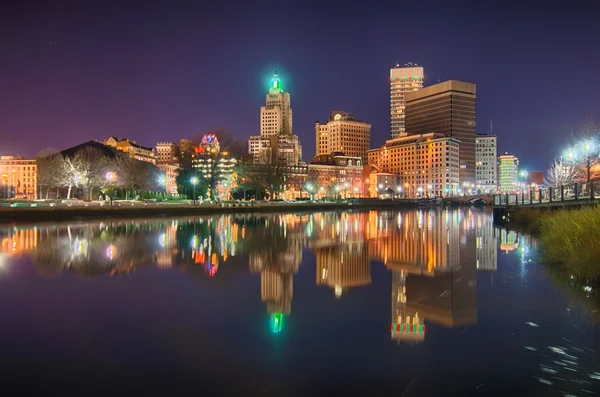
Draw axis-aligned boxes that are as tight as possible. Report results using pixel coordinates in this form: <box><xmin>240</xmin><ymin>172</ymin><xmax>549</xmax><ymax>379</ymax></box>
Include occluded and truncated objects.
<box><xmin>0</xmin><ymin>199</ymin><xmax>422</xmax><ymax>223</ymax></box>
<box><xmin>500</xmin><ymin>205</ymin><xmax>600</xmax><ymax>280</ymax></box>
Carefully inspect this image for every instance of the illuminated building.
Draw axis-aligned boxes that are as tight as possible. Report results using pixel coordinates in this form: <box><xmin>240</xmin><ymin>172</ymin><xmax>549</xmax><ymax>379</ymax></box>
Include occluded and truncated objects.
<box><xmin>367</xmin><ymin>133</ymin><xmax>460</xmax><ymax>197</ymax></box>
<box><xmin>248</xmin><ymin>72</ymin><xmax>302</xmax><ymax>166</ymax></box>
<box><xmin>248</xmin><ymin>136</ymin><xmax>272</xmax><ymax>164</ymax></box>
<box><xmin>192</xmin><ymin>133</ymin><xmax>237</xmax><ymax>200</ymax></box>
<box><xmin>274</xmin><ymin>134</ymin><xmax>302</xmax><ymax>166</ymax></box>
<box><xmin>155</xmin><ymin>142</ymin><xmax>180</xmax><ymax>165</ymax></box>
<box><xmin>307</xmin><ymin>153</ymin><xmax>363</xmax><ymax>199</ymax></box>
<box><xmin>157</xmin><ymin>163</ymin><xmax>180</xmax><ymax>195</ymax></box>
<box><xmin>475</xmin><ymin>134</ymin><xmax>498</xmax><ymax>193</ymax></box>
<box><xmin>102</xmin><ymin>137</ymin><xmax>156</xmax><ymax>164</ymax></box>
<box><xmin>405</xmin><ymin>80</ymin><xmax>476</xmax><ymax>188</ymax></box>
<box><xmin>368</xmin><ymin>173</ymin><xmax>401</xmax><ymax>198</ymax></box>
<box><xmin>179</xmin><ymin>139</ymin><xmax>194</xmax><ymax>169</ymax></box>
<box><xmin>315</xmin><ymin>111</ymin><xmax>371</xmax><ymax>162</ymax></box>
<box><xmin>498</xmin><ymin>152</ymin><xmax>519</xmax><ymax>193</ymax></box>
<box><xmin>0</xmin><ymin>156</ymin><xmax>37</xmax><ymax>199</ymax></box>
<box><xmin>390</xmin><ymin>63</ymin><xmax>424</xmax><ymax>139</ymax></box>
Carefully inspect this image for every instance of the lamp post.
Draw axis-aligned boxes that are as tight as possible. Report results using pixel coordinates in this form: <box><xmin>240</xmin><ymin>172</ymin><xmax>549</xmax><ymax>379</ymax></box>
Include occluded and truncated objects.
<box><xmin>396</xmin><ymin>185</ymin><xmax>403</xmax><ymax>199</ymax></box>
<box><xmin>191</xmin><ymin>177</ymin><xmax>198</xmax><ymax>205</ymax></box>
<box><xmin>344</xmin><ymin>181</ymin><xmax>349</xmax><ymax>200</ymax></box>
<box><xmin>305</xmin><ymin>183</ymin><xmax>314</xmax><ymax>200</ymax></box>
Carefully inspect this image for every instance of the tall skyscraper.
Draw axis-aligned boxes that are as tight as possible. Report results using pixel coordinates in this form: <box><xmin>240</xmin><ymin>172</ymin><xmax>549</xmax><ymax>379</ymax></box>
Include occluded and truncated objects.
<box><xmin>261</xmin><ymin>72</ymin><xmax>292</xmax><ymax>137</ymax></box>
<box><xmin>405</xmin><ymin>80</ymin><xmax>477</xmax><ymax>189</ymax></box>
<box><xmin>475</xmin><ymin>134</ymin><xmax>498</xmax><ymax>193</ymax></box>
<box><xmin>498</xmin><ymin>152</ymin><xmax>519</xmax><ymax>193</ymax></box>
<box><xmin>390</xmin><ymin>63</ymin><xmax>424</xmax><ymax>139</ymax></box>
<box><xmin>315</xmin><ymin>111</ymin><xmax>371</xmax><ymax>162</ymax></box>
<box><xmin>248</xmin><ymin>72</ymin><xmax>302</xmax><ymax>166</ymax></box>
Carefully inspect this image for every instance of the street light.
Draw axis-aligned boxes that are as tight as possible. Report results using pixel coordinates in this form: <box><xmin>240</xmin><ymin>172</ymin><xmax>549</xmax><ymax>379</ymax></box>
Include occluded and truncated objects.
<box><xmin>190</xmin><ymin>177</ymin><xmax>199</xmax><ymax>204</ymax></box>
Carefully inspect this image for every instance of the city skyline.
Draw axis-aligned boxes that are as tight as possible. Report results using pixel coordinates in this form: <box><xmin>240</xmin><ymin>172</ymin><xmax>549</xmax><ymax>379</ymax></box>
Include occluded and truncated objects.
<box><xmin>1</xmin><ymin>2</ymin><xmax>599</xmax><ymax>171</ymax></box>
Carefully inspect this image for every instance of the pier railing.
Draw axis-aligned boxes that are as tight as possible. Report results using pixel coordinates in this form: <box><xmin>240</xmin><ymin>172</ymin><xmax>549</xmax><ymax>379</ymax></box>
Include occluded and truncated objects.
<box><xmin>494</xmin><ymin>182</ymin><xmax>599</xmax><ymax>207</ymax></box>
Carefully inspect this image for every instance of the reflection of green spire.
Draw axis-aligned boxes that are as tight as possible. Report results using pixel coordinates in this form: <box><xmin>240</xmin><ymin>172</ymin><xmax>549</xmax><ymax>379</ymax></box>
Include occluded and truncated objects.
<box><xmin>271</xmin><ymin>71</ymin><xmax>281</xmax><ymax>91</ymax></box>
<box><xmin>270</xmin><ymin>312</ymin><xmax>284</xmax><ymax>333</ymax></box>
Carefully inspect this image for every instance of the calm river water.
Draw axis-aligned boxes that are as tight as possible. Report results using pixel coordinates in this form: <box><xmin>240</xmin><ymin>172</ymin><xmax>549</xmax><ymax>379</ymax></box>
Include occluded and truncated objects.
<box><xmin>0</xmin><ymin>208</ymin><xmax>598</xmax><ymax>396</ymax></box>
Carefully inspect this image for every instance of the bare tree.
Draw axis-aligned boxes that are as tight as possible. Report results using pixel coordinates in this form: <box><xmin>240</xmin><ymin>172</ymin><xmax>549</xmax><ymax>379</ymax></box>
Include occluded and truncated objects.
<box><xmin>113</xmin><ymin>155</ymin><xmax>162</xmax><ymax>199</ymax></box>
<box><xmin>546</xmin><ymin>158</ymin><xmax>576</xmax><ymax>188</ymax></box>
<box><xmin>71</xmin><ymin>146</ymin><xmax>108</xmax><ymax>200</ymax></box>
<box><xmin>36</xmin><ymin>153</ymin><xmax>65</xmax><ymax>199</ymax></box>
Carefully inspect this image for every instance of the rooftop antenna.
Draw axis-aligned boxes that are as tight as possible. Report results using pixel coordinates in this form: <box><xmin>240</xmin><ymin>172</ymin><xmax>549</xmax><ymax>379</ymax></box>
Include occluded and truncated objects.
<box><xmin>490</xmin><ymin>119</ymin><xmax>493</xmax><ymax>134</ymax></box>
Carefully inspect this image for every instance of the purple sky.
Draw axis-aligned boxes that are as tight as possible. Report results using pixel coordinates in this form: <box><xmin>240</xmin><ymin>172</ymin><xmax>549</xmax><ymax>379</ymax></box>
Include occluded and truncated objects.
<box><xmin>1</xmin><ymin>0</ymin><xmax>599</xmax><ymax>170</ymax></box>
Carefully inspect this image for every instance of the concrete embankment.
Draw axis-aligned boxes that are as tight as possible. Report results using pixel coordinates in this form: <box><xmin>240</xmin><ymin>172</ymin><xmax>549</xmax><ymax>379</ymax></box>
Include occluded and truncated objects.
<box><xmin>0</xmin><ymin>200</ymin><xmax>420</xmax><ymax>223</ymax></box>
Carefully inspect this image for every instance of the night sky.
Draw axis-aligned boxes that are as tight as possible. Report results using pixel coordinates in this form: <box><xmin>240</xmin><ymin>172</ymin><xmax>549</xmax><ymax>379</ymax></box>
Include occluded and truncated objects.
<box><xmin>1</xmin><ymin>0</ymin><xmax>599</xmax><ymax>171</ymax></box>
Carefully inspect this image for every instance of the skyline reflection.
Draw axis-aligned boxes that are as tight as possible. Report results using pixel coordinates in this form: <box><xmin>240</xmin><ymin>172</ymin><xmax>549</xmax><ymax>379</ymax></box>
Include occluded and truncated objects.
<box><xmin>0</xmin><ymin>209</ymin><xmax>531</xmax><ymax>341</ymax></box>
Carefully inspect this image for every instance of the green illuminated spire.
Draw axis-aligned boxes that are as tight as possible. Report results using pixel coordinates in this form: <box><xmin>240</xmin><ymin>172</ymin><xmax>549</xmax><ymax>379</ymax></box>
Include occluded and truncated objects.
<box><xmin>271</xmin><ymin>71</ymin><xmax>282</xmax><ymax>91</ymax></box>
<box><xmin>270</xmin><ymin>313</ymin><xmax>284</xmax><ymax>333</ymax></box>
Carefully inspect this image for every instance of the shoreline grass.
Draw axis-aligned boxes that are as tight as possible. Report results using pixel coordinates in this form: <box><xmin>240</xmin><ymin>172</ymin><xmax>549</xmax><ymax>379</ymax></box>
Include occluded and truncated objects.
<box><xmin>537</xmin><ymin>205</ymin><xmax>600</xmax><ymax>280</ymax></box>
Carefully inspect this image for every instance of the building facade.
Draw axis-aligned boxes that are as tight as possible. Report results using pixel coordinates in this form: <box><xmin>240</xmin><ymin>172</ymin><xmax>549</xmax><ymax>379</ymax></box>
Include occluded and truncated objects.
<box><xmin>102</xmin><ymin>137</ymin><xmax>156</xmax><ymax>164</ymax></box>
<box><xmin>390</xmin><ymin>63</ymin><xmax>424</xmax><ymax>139</ymax></box>
<box><xmin>0</xmin><ymin>156</ymin><xmax>37</xmax><ymax>199</ymax></box>
<box><xmin>248</xmin><ymin>136</ymin><xmax>273</xmax><ymax>164</ymax></box>
<box><xmin>155</xmin><ymin>142</ymin><xmax>180</xmax><ymax>165</ymax></box>
<box><xmin>475</xmin><ymin>134</ymin><xmax>497</xmax><ymax>193</ymax></box>
<box><xmin>307</xmin><ymin>153</ymin><xmax>363</xmax><ymax>199</ymax></box>
<box><xmin>157</xmin><ymin>163</ymin><xmax>179</xmax><ymax>195</ymax></box>
<box><xmin>192</xmin><ymin>133</ymin><xmax>237</xmax><ymax>200</ymax></box>
<box><xmin>368</xmin><ymin>173</ymin><xmax>401</xmax><ymax>198</ymax></box>
<box><xmin>179</xmin><ymin>139</ymin><xmax>194</xmax><ymax>169</ymax></box>
<box><xmin>274</xmin><ymin>134</ymin><xmax>302</xmax><ymax>167</ymax></box>
<box><xmin>405</xmin><ymin>80</ymin><xmax>476</xmax><ymax>188</ymax></box>
<box><xmin>248</xmin><ymin>72</ymin><xmax>302</xmax><ymax>166</ymax></box>
<box><xmin>498</xmin><ymin>153</ymin><xmax>519</xmax><ymax>193</ymax></box>
<box><xmin>315</xmin><ymin>111</ymin><xmax>371</xmax><ymax>162</ymax></box>
<box><xmin>367</xmin><ymin>133</ymin><xmax>461</xmax><ymax>198</ymax></box>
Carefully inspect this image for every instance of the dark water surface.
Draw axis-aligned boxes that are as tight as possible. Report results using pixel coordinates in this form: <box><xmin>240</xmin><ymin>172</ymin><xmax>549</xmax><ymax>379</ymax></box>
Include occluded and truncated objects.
<box><xmin>0</xmin><ymin>209</ymin><xmax>598</xmax><ymax>396</ymax></box>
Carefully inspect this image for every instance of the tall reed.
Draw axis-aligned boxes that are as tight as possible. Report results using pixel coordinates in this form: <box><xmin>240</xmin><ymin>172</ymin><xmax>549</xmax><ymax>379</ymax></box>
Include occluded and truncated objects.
<box><xmin>539</xmin><ymin>206</ymin><xmax>600</xmax><ymax>279</ymax></box>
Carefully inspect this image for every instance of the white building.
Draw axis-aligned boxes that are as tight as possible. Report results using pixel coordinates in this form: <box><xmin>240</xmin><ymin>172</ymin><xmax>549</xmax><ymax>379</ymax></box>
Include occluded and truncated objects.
<box><xmin>367</xmin><ymin>133</ymin><xmax>460</xmax><ymax>198</ymax></box>
<box><xmin>248</xmin><ymin>72</ymin><xmax>302</xmax><ymax>166</ymax></box>
<box><xmin>475</xmin><ymin>134</ymin><xmax>497</xmax><ymax>193</ymax></box>
<box><xmin>315</xmin><ymin>111</ymin><xmax>371</xmax><ymax>162</ymax></box>
<box><xmin>248</xmin><ymin>136</ymin><xmax>273</xmax><ymax>164</ymax></box>
<box><xmin>390</xmin><ymin>63</ymin><xmax>424</xmax><ymax>139</ymax></box>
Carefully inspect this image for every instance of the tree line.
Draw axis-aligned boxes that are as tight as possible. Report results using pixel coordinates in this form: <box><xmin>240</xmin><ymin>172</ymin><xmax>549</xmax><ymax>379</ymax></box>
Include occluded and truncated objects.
<box><xmin>37</xmin><ymin>145</ymin><xmax>163</xmax><ymax>200</ymax></box>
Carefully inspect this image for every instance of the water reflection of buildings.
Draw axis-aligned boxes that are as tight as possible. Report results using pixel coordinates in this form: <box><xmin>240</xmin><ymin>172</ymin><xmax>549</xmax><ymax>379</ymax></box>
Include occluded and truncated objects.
<box><xmin>309</xmin><ymin>212</ymin><xmax>371</xmax><ymax>298</ymax></box>
<box><xmin>1</xmin><ymin>209</ymin><xmax>510</xmax><ymax>342</ymax></box>
<box><xmin>248</xmin><ymin>215</ymin><xmax>304</xmax><ymax>316</ymax></box>
<box><xmin>0</xmin><ymin>216</ymin><xmax>244</xmax><ymax>278</ymax></box>
<box><xmin>383</xmin><ymin>208</ymin><xmax>489</xmax><ymax>343</ymax></box>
